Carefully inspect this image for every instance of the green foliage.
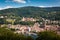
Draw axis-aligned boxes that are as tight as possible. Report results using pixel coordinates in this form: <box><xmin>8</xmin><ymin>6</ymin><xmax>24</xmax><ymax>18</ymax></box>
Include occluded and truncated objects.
<box><xmin>0</xmin><ymin>6</ymin><xmax>60</xmax><ymax>20</ymax></box>
<box><xmin>36</xmin><ymin>31</ymin><xmax>60</xmax><ymax>40</ymax></box>
<box><xmin>0</xmin><ymin>18</ymin><xmax>5</xmax><ymax>24</ymax></box>
<box><xmin>10</xmin><ymin>28</ymin><xmax>16</xmax><ymax>31</ymax></box>
<box><xmin>0</xmin><ymin>28</ymin><xmax>34</xmax><ymax>40</ymax></box>
<box><xmin>14</xmin><ymin>21</ymin><xmax>35</xmax><ymax>25</ymax></box>
<box><xmin>20</xmin><ymin>21</ymin><xmax>35</xmax><ymax>25</ymax></box>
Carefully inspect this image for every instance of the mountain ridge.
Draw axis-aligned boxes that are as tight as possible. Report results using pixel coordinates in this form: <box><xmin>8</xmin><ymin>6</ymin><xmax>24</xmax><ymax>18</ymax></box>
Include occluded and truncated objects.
<box><xmin>0</xmin><ymin>6</ymin><xmax>60</xmax><ymax>20</ymax></box>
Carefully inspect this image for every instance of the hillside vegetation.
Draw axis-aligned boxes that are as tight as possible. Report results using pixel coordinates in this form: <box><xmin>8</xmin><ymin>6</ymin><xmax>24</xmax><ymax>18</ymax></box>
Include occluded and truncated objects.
<box><xmin>0</xmin><ymin>6</ymin><xmax>60</xmax><ymax>20</ymax></box>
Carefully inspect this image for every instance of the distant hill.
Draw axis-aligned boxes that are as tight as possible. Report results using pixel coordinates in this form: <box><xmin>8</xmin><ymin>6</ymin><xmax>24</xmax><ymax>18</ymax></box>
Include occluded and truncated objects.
<box><xmin>0</xmin><ymin>6</ymin><xmax>60</xmax><ymax>20</ymax></box>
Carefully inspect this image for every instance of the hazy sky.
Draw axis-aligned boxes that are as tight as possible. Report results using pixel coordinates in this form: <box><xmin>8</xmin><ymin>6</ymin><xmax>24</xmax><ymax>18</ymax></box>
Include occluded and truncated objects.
<box><xmin>0</xmin><ymin>0</ymin><xmax>60</xmax><ymax>10</ymax></box>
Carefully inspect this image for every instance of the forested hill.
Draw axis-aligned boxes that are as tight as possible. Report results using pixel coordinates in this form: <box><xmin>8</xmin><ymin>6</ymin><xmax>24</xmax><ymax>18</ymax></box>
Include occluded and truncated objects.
<box><xmin>0</xmin><ymin>6</ymin><xmax>60</xmax><ymax>20</ymax></box>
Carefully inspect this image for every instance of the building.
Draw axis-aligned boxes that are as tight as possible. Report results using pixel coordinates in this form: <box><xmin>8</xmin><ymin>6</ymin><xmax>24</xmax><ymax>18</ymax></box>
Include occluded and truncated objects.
<box><xmin>31</xmin><ymin>23</ymin><xmax>44</xmax><ymax>32</ymax></box>
<box><xmin>21</xmin><ymin>17</ymin><xmax>36</xmax><ymax>21</ymax></box>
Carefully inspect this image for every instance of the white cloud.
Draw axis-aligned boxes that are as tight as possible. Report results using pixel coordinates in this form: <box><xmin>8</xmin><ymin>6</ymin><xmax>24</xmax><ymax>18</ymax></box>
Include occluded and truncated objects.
<box><xmin>5</xmin><ymin>6</ymin><xmax>13</xmax><ymax>8</ymax></box>
<box><xmin>13</xmin><ymin>0</ymin><xmax>26</xmax><ymax>3</ymax></box>
<box><xmin>39</xmin><ymin>6</ymin><xmax>53</xmax><ymax>7</ymax></box>
<box><xmin>39</xmin><ymin>6</ymin><xmax>46</xmax><ymax>7</ymax></box>
<box><xmin>5</xmin><ymin>0</ymin><xmax>26</xmax><ymax>3</ymax></box>
<box><xmin>0</xmin><ymin>6</ymin><xmax>13</xmax><ymax>10</ymax></box>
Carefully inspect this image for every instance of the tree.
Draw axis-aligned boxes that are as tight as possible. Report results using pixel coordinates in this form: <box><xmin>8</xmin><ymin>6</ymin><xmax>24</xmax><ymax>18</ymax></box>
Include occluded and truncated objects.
<box><xmin>36</xmin><ymin>31</ymin><xmax>60</xmax><ymax>40</ymax></box>
<box><xmin>0</xmin><ymin>27</ymin><xmax>34</xmax><ymax>40</ymax></box>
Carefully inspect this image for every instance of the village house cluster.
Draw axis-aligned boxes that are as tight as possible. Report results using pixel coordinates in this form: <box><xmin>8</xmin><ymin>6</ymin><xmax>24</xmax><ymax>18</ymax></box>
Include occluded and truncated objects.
<box><xmin>1</xmin><ymin>22</ymin><xmax>59</xmax><ymax>34</ymax></box>
<box><xmin>6</xmin><ymin>23</ymin><xmax>44</xmax><ymax>34</ymax></box>
<box><xmin>42</xmin><ymin>17</ymin><xmax>60</xmax><ymax>24</ymax></box>
<box><xmin>0</xmin><ymin>15</ymin><xmax>7</xmax><ymax>18</ymax></box>
<box><xmin>0</xmin><ymin>17</ymin><xmax>60</xmax><ymax>35</ymax></box>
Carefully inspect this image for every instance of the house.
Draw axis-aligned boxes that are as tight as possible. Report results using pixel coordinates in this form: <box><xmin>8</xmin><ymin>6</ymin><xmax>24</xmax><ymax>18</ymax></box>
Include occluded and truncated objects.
<box><xmin>21</xmin><ymin>17</ymin><xmax>36</xmax><ymax>21</ymax></box>
<box><xmin>31</xmin><ymin>23</ymin><xmax>44</xmax><ymax>32</ymax></box>
<box><xmin>20</xmin><ymin>25</ymin><xmax>31</xmax><ymax>33</ymax></box>
<box><xmin>45</xmin><ymin>25</ymin><xmax>59</xmax><ymax>31</ymax></box>
<box><xmin>0</xmin><ymin>16</ymin><xmax>4</xmax><ymax>18</ymax></box>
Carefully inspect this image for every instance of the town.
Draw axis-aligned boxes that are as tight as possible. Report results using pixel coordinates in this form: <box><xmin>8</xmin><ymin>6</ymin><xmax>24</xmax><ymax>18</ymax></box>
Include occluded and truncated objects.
<box><xmin>0</xmin><ymin>17</ymin><xmax>60</xmax><ymax>36</ymax></box>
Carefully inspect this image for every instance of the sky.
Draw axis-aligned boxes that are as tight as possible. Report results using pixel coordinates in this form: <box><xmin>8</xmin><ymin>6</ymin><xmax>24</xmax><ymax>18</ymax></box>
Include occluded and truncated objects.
<box><xmin>0</xmin><ymin>0</ymin><xmax>60</xmax><ymax>10</ymax></box>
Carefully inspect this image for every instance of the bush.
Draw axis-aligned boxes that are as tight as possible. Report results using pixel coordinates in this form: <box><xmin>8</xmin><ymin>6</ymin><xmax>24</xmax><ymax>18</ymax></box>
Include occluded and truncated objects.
<box><xmin>0</xmin><ymin>28</ymin><xmax>34</xmax><ymax>40</ymax></box>
<box><xmin>36</xmin><ymin>31</ymin><xmax>60</xmax><ymax>40</ymax></box>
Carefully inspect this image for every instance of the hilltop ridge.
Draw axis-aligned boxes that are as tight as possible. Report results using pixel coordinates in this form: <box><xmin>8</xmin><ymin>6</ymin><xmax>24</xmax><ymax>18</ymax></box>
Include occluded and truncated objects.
<box><xmin>0</xmin><ymin>6</ymin><xmax>60</xmax><ymax>20</ymax></box>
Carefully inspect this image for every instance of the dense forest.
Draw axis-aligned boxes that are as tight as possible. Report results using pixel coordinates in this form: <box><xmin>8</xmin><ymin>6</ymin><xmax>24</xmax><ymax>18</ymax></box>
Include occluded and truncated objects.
<box><xmin>0</xmin><ymin>6</ymin><xmax>60</xmax><ymax>20</ymax></box>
